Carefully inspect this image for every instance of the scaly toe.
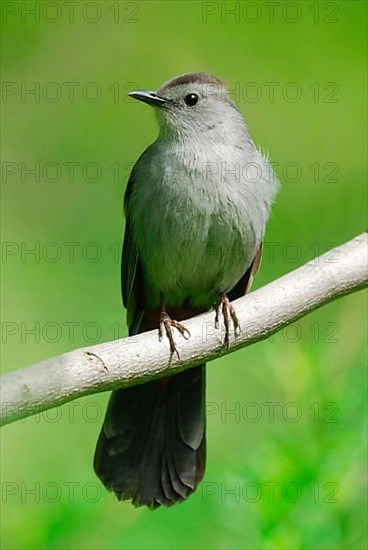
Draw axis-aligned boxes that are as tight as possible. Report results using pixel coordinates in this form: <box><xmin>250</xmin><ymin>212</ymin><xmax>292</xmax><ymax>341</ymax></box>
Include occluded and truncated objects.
<box><xmin>158</xmin><ymin>312</ymin><xmax>190</xmax><ymax>359</ymax></box>
<box><xmin>214</xmin><ymin>293</ymin><xmax>239</xmax><ymax>346</ymax></box>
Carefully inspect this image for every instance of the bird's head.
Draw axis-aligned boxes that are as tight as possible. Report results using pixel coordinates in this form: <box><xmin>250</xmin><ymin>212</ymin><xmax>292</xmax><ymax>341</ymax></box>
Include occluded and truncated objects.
<box><xmin>129</xmin><ymin>72</ymin><xmax>246</xmax><ymax>142</ymax></box>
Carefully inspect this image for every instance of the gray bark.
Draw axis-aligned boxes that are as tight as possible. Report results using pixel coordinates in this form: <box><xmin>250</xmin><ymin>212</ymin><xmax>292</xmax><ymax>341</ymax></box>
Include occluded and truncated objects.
<box><xmin>1</xmin><ymin>232</ymin><xmax>367</xmax><ymax>427</ymax></box>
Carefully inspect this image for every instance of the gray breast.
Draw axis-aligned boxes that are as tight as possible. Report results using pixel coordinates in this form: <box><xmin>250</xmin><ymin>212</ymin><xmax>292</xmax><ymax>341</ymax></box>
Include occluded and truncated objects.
<box><xmin>129</xmin><ymin>140</ymin><xmax>276</xmax><ymax>309</ymax></box>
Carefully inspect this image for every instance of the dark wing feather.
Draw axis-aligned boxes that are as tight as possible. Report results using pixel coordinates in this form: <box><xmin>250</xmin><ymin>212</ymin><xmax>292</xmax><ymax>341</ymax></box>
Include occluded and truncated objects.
<box><xmin>228</xmin><ymin>242</ymin><xmax>263</xmax><ymax>301</ymax></box>
<box><xmin>120</xmin><ymin>171</ymin><xmax>144</xmax><ymax>334</ymax></box>
<box><xmin>121</xmin><ymin>171</ymin><xmax>137</xmax><ymax>309</ymax></box>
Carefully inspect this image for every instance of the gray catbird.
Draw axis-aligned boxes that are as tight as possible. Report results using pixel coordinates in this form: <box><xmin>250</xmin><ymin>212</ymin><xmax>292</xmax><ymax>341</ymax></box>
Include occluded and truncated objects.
<box><xmin>94</xmin><ymin>72</ymin><xmax>278</xmax><ymax>508</ymax></box>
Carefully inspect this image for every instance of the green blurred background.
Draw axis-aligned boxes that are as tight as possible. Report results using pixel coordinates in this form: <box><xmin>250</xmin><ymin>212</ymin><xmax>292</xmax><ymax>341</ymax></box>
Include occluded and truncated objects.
<box><xmin>1</xmin><ymin>1</ymin><xmax>367</xmax><ymax>549</ymax></box>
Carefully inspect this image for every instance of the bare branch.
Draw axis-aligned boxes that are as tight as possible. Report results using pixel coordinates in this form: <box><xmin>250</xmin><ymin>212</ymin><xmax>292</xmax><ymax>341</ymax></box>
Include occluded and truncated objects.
<box><xmin>1</xmin><ymin>232</ymin><xmax>367</xmax><ymax>427</ymax></box>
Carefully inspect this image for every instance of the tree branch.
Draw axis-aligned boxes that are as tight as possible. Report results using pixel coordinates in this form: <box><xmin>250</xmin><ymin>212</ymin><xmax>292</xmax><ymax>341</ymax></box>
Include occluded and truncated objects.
<box><xmin>1</xmin><ymin>233</ymin><xmax>367</xmax><ymax>427</ymax></box>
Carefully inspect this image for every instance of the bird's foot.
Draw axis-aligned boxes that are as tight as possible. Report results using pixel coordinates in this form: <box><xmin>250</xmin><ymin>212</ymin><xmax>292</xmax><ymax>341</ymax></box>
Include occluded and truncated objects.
<box><xmin>215</xmin><ymin>293</ymin><xmax>240</xmax><ymax>348</ymax></box>
<box><xmin>159</xmin><ymin>311</ymin><xmax>190</xmax><ymax>359</ymax></box>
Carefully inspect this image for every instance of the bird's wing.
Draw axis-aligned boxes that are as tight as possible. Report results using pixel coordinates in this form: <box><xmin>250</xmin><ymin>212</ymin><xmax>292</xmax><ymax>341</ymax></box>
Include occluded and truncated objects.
<box><xmin>227</xmin><ymin>242</ymin><xmax>263</xmax><ymax>301</ymax></box>
<box><xmin>121</xmin><ymin>172</ymin><xmax>144</xmax><ymax>335</ymax></box>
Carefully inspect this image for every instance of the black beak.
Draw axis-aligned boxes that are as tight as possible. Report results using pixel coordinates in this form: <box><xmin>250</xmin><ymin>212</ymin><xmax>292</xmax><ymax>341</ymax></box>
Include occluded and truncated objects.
<box><xmin>128</xmin><ymin>90</ymin><xmax>166</xmax><ymax>107</ymax></box>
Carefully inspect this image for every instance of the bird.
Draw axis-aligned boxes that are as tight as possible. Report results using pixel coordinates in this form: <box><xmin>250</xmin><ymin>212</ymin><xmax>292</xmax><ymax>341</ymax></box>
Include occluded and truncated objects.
<box><xmin>94</xmin><ymin>72</ymin><xmax>278</xmax><ymax>508</ymax></box>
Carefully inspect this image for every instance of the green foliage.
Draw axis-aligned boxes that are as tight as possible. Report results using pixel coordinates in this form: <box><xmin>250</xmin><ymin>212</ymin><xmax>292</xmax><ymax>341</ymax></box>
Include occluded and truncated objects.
<box><xmin>1</xmin><ymin>1</ymin><xmax>366</xmax><ymax>548</ymax></box>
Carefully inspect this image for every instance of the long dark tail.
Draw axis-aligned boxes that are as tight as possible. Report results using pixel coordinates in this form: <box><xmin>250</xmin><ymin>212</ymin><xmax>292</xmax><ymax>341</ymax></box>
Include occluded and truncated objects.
<box><xmin>94</xmin><ymin>365</ymin><xmax>206</xmax><ymax>508</ymax></box>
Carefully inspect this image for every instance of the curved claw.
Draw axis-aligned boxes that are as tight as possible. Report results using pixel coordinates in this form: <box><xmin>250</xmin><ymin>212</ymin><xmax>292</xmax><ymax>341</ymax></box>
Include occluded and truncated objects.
<box><xmin>158</xmin><ymin>311</ymin><xmax>190</xmax><ymax>359</ymax></box>
<box><xmin>171</xmin><ymin>321</ymin><xmax>190</xmax><ymax>340</ymax></box>
<box><xmin>215</xmin><ymin>293</ymin><xmax>240</xmax><ymax>347</ymax></box>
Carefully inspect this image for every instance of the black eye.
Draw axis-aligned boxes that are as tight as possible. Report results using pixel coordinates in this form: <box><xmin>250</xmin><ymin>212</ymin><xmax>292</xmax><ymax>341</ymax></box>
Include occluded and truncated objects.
<box><xmin>184</xmin><ymin>93</ymin><xmax>199</xmax><ymax>106</ymax></box>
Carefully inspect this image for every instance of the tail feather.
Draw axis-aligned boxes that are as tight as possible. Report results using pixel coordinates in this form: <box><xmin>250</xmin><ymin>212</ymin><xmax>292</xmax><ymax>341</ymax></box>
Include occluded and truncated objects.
<box><xmin>94</xmin><ymin>365</ymin><xmax>206</xmax><ymax>508</ymax></box>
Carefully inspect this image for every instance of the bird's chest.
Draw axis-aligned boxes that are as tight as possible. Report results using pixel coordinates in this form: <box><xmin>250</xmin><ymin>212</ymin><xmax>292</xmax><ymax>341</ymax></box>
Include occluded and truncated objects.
<box><xmin>130</xmin><ymin>167</ymin><xmax>256</xmax><ymax>308</ymax></box>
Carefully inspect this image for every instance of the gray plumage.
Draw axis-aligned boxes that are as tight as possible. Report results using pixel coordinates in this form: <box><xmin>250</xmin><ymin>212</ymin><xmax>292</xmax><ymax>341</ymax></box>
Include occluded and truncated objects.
<box><xmin>94</xmin><ymin>72</ymin><xmax>278</xmax><ymax>508</ymax></box>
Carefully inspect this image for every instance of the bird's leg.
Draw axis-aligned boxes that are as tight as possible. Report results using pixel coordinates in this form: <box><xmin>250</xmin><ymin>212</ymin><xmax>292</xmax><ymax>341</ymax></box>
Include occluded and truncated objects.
<box><xmin>215</xmin><ymin>293</ymin><xmax>240</xmax><ymax>348</ymax></box>
<box><xmin>159</xmin><ymin>308</ymin><xmax>190</xmax><ymax>360</ymax></box>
